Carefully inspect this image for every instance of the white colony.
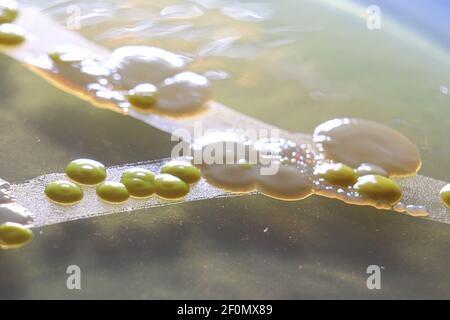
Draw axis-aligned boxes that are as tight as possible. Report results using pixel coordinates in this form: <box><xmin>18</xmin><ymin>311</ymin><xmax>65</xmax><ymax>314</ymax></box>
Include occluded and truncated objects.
<box><xmin>313</xmin><ymin>118</ymin><xmax>421</xmax><ymax>176</ymax></box>
<box><xmin>257</xmin><ymin>163</ymin><xmax>313</xmax><ymax>200</ymax></box>
<box><xmin>202</xmin><ymin>163</ymin><xmax>259</xmax><ymax>192</ymax></box>
<box><xmin>46</xmin><ymin>45</ymin><xmax>212</xmax><ymax>114</ymax></box>
<box><xmin>405</xmin><ymin>204</ymin><xmax>429</xmax><ymax>217</ymax></box>
<box><xmin>0</xmin><ymin>178</ymin><xmax>33</xmax><ymax>238</ymax></box>
<box><xmin>156</xmin><ymin>71</ymin><xmax>212</xmax><ymax>113</ymax></box>
<box><xmin>0</xmin><ymin>203</ymin><xmax>33</xmax><ymax>225</ymax></box>
<box><xmin>191</xmin><ymin>131</ymin><xmax>254</xmax><ymax>165</ymax></box>
<box><xmin>192</xmin><ymin>134</ymin><xmax>314</xmax><ymax>200</ymax></box>
<box><xmin>0</xmin><ymin>178</ymin><xmax>13</xmax><ymax>203</ymax></box>
<box><xmin>104</xmin><ymin>46</ymin><xmax>188</xmax><ymax>89</ymax></box>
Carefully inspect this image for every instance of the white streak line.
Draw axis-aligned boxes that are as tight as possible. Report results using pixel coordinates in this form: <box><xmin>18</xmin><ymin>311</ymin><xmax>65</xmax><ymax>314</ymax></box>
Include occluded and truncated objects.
<box><xmin>11</xmin><ymin>159</ymin><xmax>250</xmax><ymax>228</ymax></box>
<box><xmin>9</xmin><ymin>157</ymin><xmax>450</xmax><ymax>228</ymax></box>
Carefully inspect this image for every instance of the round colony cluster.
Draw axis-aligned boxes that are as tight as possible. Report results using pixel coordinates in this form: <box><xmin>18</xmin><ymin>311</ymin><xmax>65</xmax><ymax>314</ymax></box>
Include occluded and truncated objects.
<box><xmin>47</xmin><ymin>45</ymin><xmax>212</xmax><ymax>116</ymax></box>
<box><xmin>191</xmin><ymin>133</ymin><xmax>316</xmax><ymax>201</ymax></box>
<box><xmin>45</xmin><ymin>158</ymin><xmax>202</xmax><ymax>205</ymax></box>
<box><xmin>186</xmin><ymin>118</ymin><xmax>435</xmax><ymax>215</ymax></box>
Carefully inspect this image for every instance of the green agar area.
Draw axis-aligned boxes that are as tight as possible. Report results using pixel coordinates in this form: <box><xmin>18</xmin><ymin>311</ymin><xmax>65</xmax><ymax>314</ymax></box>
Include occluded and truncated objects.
<box><xmin>315</xmin><ymin>162</ymin><xmax>357</xmax><ymax>187</ymax></box>
<box><xmin>45</xmin><ymin>180</ymin><xmax>84</xmax><ymax>205</ymax></box>
<box><xmin>127</xmin><ymin>83</ymin><xmax>158</xmax><ymax>111</ymax></box>
<box><xmin>0</xmin><ymin>0</ymin><xmax>18</xmax><ymax>24</ymax></box>
<box><xmin>0</xmin><ymin>222</ymin><xmax>33</xmax><ymax>249</ymax></box>
<box><xmin>440</xmin><ymin>184</ymin><xmax>450</xmax><ymax>208</ymax></box>
<box><xmin>354</xmin><ymin>175</ymin><xmax>402</xmax><ymax>205</ymax></box>
<box><xmin>0</xmin><ymin>23</ymin><xmax>24</xmax><ymax>45</ymax></box>
<box><xmin>65</xmin><ymin>159</ymin><xmax>106</xmax><ymax>185</ymax></box>
<box><xmin>161</xmin><ymin>160</ymin><xmax>201</xmax><ymax>184</ymax></box>
<box><xmin>154</xmin><ymin>174</ymin><xmax>190</xmax><ymax>199</ymax></box>
<box><xmin>121</xmin><ymin>168</ymin><xmax>155</xmax><ymax>198</ymax></box>
<box><xmin>96</xmin><ymin>181</ymin><xmax>130</xmax><ymax>204</ymax></box>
